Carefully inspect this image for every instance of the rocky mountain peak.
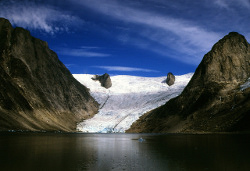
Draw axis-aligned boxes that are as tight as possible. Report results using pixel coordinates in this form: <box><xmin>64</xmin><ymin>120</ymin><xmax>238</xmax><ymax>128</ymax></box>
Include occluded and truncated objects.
<box><xmin>189</xmin><ymin>32</ymin><xmax>250</xmax><ymax>88</ymax></box>
<box><xmin>0</xmin><ymin>18</ymin><xmax>99</xmax><ymax>131</ymax></box>
<box><xmin>0</xmin><ymin>18</ymin><xmax>12</xmax><ymax>31</ymax></box>
<box><xmin>127</xmin><ymin>32</ymin><xmax>250</xmax><ymax>133</ymax></box>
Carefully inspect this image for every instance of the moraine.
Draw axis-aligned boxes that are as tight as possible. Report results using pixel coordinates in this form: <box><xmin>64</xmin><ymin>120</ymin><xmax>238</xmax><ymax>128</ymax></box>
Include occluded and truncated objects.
<box><xmin>74</xmin><ymin>74</ymin><xmax>193</xmax><ymax>133</ymax></box>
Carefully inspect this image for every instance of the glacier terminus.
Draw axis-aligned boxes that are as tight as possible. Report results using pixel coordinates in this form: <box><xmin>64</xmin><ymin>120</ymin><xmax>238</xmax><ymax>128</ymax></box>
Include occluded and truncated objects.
<box><xmin>74</xmin><ymin>74</ymin><xmax>193</xmax><ymax>133</ymax></box>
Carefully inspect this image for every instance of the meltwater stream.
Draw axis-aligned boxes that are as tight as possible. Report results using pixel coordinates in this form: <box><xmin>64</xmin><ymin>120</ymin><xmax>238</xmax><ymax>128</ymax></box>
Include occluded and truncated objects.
<box><xmin>1</xmin><ymin>132</ymin><xmax>250</xmax><ymax>171</ymax></box>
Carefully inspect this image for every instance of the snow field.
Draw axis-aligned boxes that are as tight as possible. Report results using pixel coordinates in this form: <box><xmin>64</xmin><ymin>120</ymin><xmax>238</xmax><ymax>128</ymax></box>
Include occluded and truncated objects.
<box><xmin>73</xmin><ymin>73</ymin><xmax>193</xmax><ymax>133</ymax></box>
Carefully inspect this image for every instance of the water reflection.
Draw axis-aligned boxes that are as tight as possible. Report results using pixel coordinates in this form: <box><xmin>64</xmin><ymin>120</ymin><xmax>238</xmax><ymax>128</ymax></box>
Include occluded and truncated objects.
<box><xmin>0</xmin><ymin>133</ymin><xmax>250</xmax><ymax>171</ymax></box>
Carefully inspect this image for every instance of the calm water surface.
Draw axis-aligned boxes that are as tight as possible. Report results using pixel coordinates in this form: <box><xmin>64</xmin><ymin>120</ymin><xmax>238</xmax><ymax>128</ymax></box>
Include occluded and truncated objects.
<box><xmin>0</xmin><ymin>132</ymin><xmax>250</xmax><ymax>171</ymax></box>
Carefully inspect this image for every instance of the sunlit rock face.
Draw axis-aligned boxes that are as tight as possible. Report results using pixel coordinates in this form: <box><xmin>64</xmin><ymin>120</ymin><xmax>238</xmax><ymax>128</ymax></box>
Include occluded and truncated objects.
<box><xmin>0</xmin><ymin>18</ymin><xmax>99</xmax><ymax>131</ymax></box>
<box><xmin>127</xmin><ymin>32</ymin><xmax>250</xmax><ymax>133</ymax></box>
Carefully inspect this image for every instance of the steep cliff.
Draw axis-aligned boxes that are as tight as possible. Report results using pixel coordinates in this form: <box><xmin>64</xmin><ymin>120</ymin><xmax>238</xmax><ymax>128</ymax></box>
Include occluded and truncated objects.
<box><xmin>127</xmin><ymin>32</ymin><xmax>250</xmax><ymax>133</ymax></box>
<box><xmin>0</xmin><ymin>18</ymin><xmax>99</xmax><ymax>131</ymax></box>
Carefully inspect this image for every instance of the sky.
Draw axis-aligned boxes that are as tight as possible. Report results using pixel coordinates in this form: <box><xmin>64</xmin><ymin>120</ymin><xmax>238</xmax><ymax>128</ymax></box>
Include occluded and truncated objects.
<box><xmin>0</xmin><ymin>0</ymin><xmax>250</xmax><ymax>77</ymax></box>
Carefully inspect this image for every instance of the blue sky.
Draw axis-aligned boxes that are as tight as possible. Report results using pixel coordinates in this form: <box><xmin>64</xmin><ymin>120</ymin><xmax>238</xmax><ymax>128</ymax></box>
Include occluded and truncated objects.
<box><xmin>1</xmin><ymin>0</ymin><xmax>250</xmax><ymax>77</ymax></box>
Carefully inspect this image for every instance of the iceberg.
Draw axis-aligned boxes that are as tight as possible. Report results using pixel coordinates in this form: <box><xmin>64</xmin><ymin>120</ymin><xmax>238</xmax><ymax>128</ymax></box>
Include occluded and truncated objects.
<box><xmin>138</xmin><ymin>137</ymin><xmax>145</xmax><ymax>142</ymax></box>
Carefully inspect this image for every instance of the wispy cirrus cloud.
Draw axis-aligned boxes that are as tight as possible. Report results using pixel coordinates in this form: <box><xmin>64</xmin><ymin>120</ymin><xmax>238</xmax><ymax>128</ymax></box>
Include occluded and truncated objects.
<box><xmin>73</xmin><ymin>0</ymin><xmax>221</xmax><ymax>65</ymax></box>
<box><xmin>65</xmin><ymin>64</ymin><xmax>76</xmax><ymax>69</ymax></box>
<box><xmin>239</xmin><ymin>0</ymin><xmax>250</xmax><ymax>8</ymax></box>
<box><xmin>213</xmin><ymin>0</ymin><xmax>250</xmax><ymax>9</ymax></box>
<box><xmin>94</xmin><ymin>66</ymin><xmax>159</xmax><ymax>73</ymax></box>
<box><xmin>58</xmin><ymin>47</ymin><xmax>110</xmax><ymax>57</ymax></box>
<box><xmin>0</xmin><ymin>0</ymin><xmax>82</xmax><ymax>34</ymax></box>
<box><xmin>214</xmin><ymin>0</ymin><xmax>230</xmax><ymax>8</ymax></box>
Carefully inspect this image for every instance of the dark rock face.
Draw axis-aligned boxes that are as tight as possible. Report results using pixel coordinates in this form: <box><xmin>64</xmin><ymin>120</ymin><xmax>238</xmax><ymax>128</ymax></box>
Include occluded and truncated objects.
<box><xmin>92</xmin><ymin>73</ymin><xmax>112</xmax><ymax>89</ymax></box>
<box><xmin>127</xmin><ymin>32</ymin><xmax>250</xmax><ymax>133</ymax></box>
<box><xmin>0</xmin><ymin>18</ymin><xmax>99</xmax><ymax>131</ymax></box>
<box><xmin>166</xmin><ymin>72</ymin><xmax>175</xmax><ymax>86</ymax></box>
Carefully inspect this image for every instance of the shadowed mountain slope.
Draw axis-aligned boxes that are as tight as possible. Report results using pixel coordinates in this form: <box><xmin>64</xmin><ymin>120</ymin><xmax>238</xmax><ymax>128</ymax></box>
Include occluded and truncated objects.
<box><xmin>0</xmin><ymin>18</ymin><xmax>99</xmax><ymax>131</ymax></box>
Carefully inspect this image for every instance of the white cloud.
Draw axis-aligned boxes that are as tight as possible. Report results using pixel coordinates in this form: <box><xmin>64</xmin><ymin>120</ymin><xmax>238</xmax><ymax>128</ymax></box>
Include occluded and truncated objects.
<box><xmin>0</xmin><ymin>0</ymin><xmax>82</xmax><ymax>34</ymax></box>
<box><xmin>238</xmin><ymin>0</ymin><xmax>250</xmax><ymax>8</ymax></box>
<box><xmin>80</xmin><ymin>46</ymin><xmax>100</xmax><ymax>49</ymax></box>
<box><xmin>58</xmin><ymin>47</ymin><xmax>110</xmax><ymax>57</ymax></box>
<box><xmin>214</xmin><ymin>0</ymin><xmax>230</xmax><ymax>8</ymax></box>
<box><xmin>74</xmin><ymin>0</ymin><xmax>221</xmax><ymax>64</ymax></box>
<box><xmin>65</xmin><ymin>64</ymin><xmax>76</xmax><ymax>69</ymax></box>
<box><xmin>213</xmin><ymin>0</ymin><xmax>250</xmax><ymax>9</ymax></box>
<box><xmin>94</xmin><ymin>66</ymin><xmax>159</xmax><ymax>73</ymax></box>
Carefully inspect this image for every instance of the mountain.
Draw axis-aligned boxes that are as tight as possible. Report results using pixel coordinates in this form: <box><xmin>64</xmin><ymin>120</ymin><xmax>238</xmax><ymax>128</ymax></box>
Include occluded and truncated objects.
<box><xmin>127</xmin><ymin>32</ymin><xmax>250</xmax><ymax>133</ymax></box>
<box><xmin>0</xmin><ymin>18</ymin><xmax>99</xmax><ymax>132</ymax></box>
<box><xmin>74</xmin><ymin>74</ymin><xmax>192</xmax><ymax>133</ymax></box>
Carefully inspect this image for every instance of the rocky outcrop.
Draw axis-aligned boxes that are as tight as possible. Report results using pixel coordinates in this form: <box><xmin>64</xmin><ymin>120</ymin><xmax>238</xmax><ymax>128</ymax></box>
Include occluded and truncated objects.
<box><xmin>166</xmin><ymin>72</ymin><xmax>175</xmax><ymax>86</ymax></box>
<box><xmin>127</xmin><ymin>32</ymin><xmax>250</xmax><ymax>133</ymax></box>
<box><xmin>0</xmin><ymin>18</ymin><xmax>99</xmax><ymax>132</ymax></box>
<box><xmin>92</xmin><ymin>73</ymin><xmax>112</xmax><ymax>89</ymax></box>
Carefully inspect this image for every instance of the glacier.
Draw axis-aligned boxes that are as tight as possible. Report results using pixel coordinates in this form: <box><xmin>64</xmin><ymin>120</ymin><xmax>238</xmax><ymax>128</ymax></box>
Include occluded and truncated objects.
<box><xmin>74</xmin><ymin>73</ymin><xmax>193</xmax><ymax>133</ymax></box>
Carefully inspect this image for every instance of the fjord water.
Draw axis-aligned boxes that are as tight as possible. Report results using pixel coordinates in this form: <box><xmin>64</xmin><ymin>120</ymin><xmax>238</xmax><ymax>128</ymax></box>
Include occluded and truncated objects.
<box><xmin>0</xmin><ymin>133</ymin><xmax>250</xmax><ymax>171</ymax></box>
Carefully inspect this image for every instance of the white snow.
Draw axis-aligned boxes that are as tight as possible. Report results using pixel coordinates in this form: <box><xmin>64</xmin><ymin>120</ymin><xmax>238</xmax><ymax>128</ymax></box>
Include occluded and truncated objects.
<box><xmin>240</xmin><ymin>77</ymin><xmax>250</xmax><ymax>91</ymax></box>
<box><xmin>73</xmin><ymin>73</ymin><xmax>193</xmax><ymax>133</ymax></box>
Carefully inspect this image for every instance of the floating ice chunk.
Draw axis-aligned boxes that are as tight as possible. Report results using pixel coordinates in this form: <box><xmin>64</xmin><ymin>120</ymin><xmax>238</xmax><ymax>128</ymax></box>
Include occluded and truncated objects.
<box><xmin>138</xmin><ymin>137</ymin><xmax>145</xmax><ymax>142</ymax></box>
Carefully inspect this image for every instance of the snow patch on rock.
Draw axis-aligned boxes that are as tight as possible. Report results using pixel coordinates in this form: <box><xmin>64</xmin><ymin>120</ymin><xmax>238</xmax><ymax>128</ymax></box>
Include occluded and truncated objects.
<box><xmin>240</xmin><ymin>77</ymin><xmax>250</xmax><ymax>90</ymax></box>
